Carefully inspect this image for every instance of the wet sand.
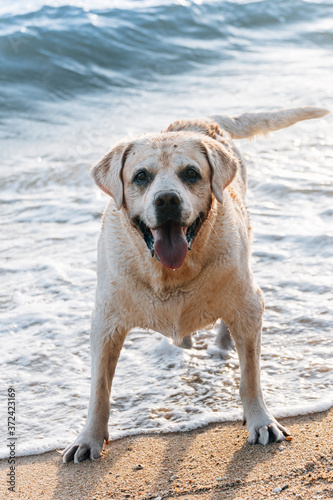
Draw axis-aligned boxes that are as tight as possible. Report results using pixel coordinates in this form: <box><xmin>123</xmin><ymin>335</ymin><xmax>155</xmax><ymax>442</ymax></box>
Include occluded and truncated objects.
<box><xmin>1</xmin><ymin>408</ymin><xmax>332</xmax><ymax>499</ymax></box>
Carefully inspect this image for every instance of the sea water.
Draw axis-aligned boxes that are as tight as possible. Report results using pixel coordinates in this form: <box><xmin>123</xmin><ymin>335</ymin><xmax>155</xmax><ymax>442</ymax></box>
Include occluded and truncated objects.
<box><xmin>0</xmin><ymin>0</ymin><xmax>332</xmax><ymax>458</ymax></box>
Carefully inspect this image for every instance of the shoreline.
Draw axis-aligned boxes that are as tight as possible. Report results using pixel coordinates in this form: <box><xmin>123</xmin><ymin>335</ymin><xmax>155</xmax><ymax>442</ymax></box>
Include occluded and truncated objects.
<box><xmin>1</xmin><ymin>408</ymin><xmax>333</xmax><ymax>499</ymax></box>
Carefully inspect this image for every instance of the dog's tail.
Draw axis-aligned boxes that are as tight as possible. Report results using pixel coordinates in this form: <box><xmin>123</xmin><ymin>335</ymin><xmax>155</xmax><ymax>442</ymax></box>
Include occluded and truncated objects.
<box><xmin>210</xmin><ymin>107</ymin><xmax>329</xmax><ymax>139</ymax></box>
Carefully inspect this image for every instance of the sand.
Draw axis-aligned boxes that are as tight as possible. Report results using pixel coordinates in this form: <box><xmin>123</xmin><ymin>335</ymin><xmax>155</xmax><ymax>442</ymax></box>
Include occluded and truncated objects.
<box><xmin>1</xmin><ymin>408</ymin><xmax>332</xmax><ymax>500</ymax></box>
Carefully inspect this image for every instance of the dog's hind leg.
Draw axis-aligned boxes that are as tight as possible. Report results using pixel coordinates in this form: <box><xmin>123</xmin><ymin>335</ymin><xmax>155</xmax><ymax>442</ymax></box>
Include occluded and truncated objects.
<box><xmin>181</xmin><ymin>334</ymin><xmax>193</xmax><ymax>348</ymax></box>
<box><xmin>182</xmin><ymin>323</ymin><xmax>234</xmax><ymax>350</ymax></box>
<box><xmin>216</xmin><ymin>321</ymin><xmax>234</xmax><ymax>350</ymax></box>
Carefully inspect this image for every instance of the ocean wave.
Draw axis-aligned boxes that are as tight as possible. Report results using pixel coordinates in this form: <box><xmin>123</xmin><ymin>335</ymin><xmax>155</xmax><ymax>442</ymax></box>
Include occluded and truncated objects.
<box><xmin>0</xmin><ymin>0</ymin><xmax>332</xmax><ymax>109</ymax></box>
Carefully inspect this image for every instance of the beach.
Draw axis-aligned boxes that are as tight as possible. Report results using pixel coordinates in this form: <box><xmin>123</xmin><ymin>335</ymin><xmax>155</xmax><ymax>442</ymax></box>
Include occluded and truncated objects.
<box><xmin>1</xmin><ymin>0</ymin><xmax>332</xmax><ymax>494</ymax></box>
<box><xmin>1</xmin><ymin>408</ymin><xmax>332</xmax><ymax>499</ymax></box>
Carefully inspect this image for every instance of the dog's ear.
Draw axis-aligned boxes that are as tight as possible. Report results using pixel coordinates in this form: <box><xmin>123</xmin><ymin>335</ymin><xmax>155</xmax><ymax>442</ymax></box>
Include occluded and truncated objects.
<box><xmin>201</xmin><ymin>137</ymin><xmax>239</xmax><ymax>204</ymax></box>
<box><xmin>91</xmin><ymin>141</ymin><xmax>132</xmax><ymax>210</ymax></box>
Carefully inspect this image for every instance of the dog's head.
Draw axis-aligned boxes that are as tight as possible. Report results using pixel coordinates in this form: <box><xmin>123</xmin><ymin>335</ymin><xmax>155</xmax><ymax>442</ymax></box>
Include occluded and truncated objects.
<box><xmin>91</xmin><ymin>130</ymin><xmax>238</xmax><ymax>270</ymax></box>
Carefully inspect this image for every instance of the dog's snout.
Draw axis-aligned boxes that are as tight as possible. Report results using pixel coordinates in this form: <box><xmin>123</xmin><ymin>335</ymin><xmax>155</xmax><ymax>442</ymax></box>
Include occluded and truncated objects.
<box><xmin>154</xmin><ymin>191</ymin><xmax>182</xmax><ymax>209</ymax></box>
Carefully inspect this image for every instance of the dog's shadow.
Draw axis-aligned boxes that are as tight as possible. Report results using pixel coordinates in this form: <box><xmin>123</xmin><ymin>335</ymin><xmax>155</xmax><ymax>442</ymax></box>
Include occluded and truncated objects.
<box><xmin>149</xmin><ymin>425</ymin><xmax>287</xmax><ymax>499</ymax></box>
<box><xmin>52</xmin><ymin>443</ymin><xmax>129</xmax><ymax>500</ymax></box>
<box><xmin>209</xmin><ymin>409</ymin><xmax>330</xmax><ymax>498</ymax></box>
<box><xmin>51</xmin><ymin>411</ymin><xmax>329</xmax><ymax>498</ymax></box>
<box><xmin>214</xmin><ymin>440</ymin><xmax>281</xmax><ymax>499</ymax></box>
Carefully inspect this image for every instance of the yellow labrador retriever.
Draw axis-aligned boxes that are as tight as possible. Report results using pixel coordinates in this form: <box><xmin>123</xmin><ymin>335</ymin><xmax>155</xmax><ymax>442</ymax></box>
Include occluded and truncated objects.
<box><xmin>63</xmin><ymin>107</ymin><xmax>328</xmax><ymax>463</ymax></box>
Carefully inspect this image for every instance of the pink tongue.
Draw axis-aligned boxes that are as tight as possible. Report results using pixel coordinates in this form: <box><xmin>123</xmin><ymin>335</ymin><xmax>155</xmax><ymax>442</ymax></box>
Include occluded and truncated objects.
<box><xmin>153</xmin><ymin>222</ymin><xmax>188</xmax><ymax>269</ymax></box>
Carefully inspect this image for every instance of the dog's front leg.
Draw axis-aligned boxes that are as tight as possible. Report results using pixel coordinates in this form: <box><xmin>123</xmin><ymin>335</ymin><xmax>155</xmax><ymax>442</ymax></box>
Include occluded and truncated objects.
<box><xmin>62</xmin><ymin>319</ymin><xmax>127</xmax><ymax>463</ymax></box>
<box><xmin>227</xmin><ymin>286</ymin><xmax>290</xmax><ymax>445</ymax></box>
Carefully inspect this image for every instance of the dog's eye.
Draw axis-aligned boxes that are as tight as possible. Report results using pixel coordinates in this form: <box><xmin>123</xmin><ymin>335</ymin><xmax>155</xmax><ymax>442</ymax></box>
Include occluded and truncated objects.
<box><xmin>182</xmin><ymin>166</ymin><xmax>201</xmax><ymax>183</ymax></box>
<box><xmin>133</xmin><ymin>169</ymin><xmax>149</xmax><ymax>184</ymax></box>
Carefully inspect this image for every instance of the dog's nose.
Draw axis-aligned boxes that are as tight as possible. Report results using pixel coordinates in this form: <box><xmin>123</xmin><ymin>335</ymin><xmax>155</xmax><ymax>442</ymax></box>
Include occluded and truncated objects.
<box><xmin>154</xmin><ymin>191</ymin><xmax>182</xmax><ymax>209</ymax></box>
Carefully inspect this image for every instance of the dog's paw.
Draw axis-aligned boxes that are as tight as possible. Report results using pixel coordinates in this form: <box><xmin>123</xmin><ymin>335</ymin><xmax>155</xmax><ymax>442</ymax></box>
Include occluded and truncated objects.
<box><xmin>247</xmin><ymin>419</ymin><xmax>290</xmax><ymax>445</ymax></box>
<box><xmin>62</xmin><ymin>429</ymin><xmax>108</xmax><ymax>463</ymax></box>
<box><xmin>181</xmin><ymin>334</ymin><xmax>193</xmax><ymax>349</ymax></box>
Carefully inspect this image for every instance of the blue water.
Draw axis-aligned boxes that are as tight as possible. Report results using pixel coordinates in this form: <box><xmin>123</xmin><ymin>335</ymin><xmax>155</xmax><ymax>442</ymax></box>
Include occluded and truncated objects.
<box><xmin>1</xmin><ymin>1</ymin><xmax>332</xmax><ymax>144</ymax></box>
<box><xmin>0</xmin><ymin>0</ymin><xmax>332</xmax><ymax>458</ymax></box>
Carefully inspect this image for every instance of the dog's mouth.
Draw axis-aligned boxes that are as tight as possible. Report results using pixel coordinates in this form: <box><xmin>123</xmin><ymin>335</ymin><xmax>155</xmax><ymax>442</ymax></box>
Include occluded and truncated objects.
<box><xmin>134</xmin><ymin>214</ymin><xmax>204</xmax><ymax>270</ymax></box>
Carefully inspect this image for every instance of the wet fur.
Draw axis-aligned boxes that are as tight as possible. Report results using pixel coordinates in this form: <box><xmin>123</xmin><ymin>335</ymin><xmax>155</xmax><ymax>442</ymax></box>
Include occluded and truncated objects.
<box><xmin>62</xmin><ymin>106</ymin><xmax>328</xmax><ymax>463</ymax></box>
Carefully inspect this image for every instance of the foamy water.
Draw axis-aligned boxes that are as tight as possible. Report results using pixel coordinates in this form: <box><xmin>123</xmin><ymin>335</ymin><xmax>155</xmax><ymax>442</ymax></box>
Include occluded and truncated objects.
<box><xmin>0</xmin><ymin>0</ymin><xmax>332</xmax><ymax>458</ymax></box>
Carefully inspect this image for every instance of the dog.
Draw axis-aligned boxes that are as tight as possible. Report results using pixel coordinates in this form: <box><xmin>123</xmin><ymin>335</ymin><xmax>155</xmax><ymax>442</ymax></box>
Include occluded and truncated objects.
<box><xmin>62</xmin><ymin>106</ymin><xmax>328</xmax><ymax>463</ymax></box>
